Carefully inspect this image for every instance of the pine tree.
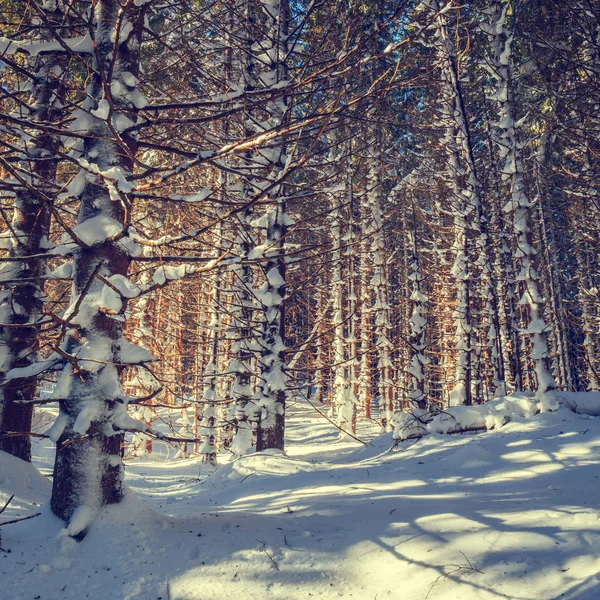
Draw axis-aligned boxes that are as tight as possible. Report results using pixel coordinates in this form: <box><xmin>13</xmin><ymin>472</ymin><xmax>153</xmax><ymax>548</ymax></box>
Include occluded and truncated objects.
<box><xmin>50</xmin><ymin>0</ymin><xmax>150</xmax><ymax>533</ymax></box>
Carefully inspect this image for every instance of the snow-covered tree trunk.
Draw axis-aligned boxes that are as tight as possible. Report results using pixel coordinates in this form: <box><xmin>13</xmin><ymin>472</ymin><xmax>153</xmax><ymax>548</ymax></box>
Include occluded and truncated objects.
<box><xmin>577</xmin><ymin>261</ymin><xmax>599</xmax><ymax>391</ymax></box>
<box><xmin>50</xmin><ymin>0</ymin><xmax>149</xmax><ymax>533</ymax></box>
<box><xmin>358</xmin><ymin>222</ymin><xmax>372</xmax><ymax>418</ymax></box>
<box><xmin>200</xmin><ymin>220</ymin><xmax>223</xmax><ymax>465</ymax></box>
<box><xmin>0</xmin><ymin>4</ymin><xmax>66</xmax><ymax>461</ymax></box>
<box><xmin>345</xmin><ymin>200</ymin><xmax>360</xmax><ymax>434</ymax></box>
<box><xmin>535</xmin><ymin>196</ymin><xmax>573</xmax><ymax>391</ymax></box>
<box><xmin>254</xmin><ymin>0</ymin><xmax>290</xmax><ymax>452</ymax></box>
<box><xmin>229</xmin><ymin>0</ymin><xmax>260</xmax><ymax>457</ymax></box>
<box><xmin>573</xmin><ymin>193</ymin><xmax>599</xmax><ymax>392</ymax></box>
<box><xmin>195</xmin><ymin>287</ymin><xmax>206</xmax><ymax>454</ymax></box>
<box><xmin>487</xmin><ymin>0</ymin><xmax>556</xmax><ymax>398</ymax></box>
<box><xmin>329</xmin><ymin>144</ymin><xmax>345</xmax><ymax>421</ymax></box>
<box><xmin>254</xmin><ymin>206</ymin><xmax>287</xmax><ymax>452</ymax></box>
<box><xmin>485</xmin><ymin>115</ymin><xmax>522</xmax><ymax>393</ymax></box>
<box><xmin>477</xmin><ymin>208</ymin><xmax>506</xmax><ymax>399</ymax></box>
<box><xmin>366</xmin><ymin>149</ymin><xmax>394</xmax><ymax>430</ymax></box>
<box><xmin>328</xmin><ymin>139</ymin><xmax>358</xmax><ymax>434</ymax></box>
<box><xmin>448</xmin><ymin>209</ymin><xmax>473</xmax><ymax>407</ymax></box>
<box><xmin>575</xmin><ymin>127</ymin><xmax>600</xmax><ymax>391</ymax></box>
<box><xmin>228</xmin><ymin>209</ymin><xmax>257</xmax><ymax>456</ymax></box>
<box><xmin>337</xmin><ymin>173</ymin><xmax>360</xmax><ymax>435</ymax></box>
<box><xmin>430</xmin><ymin>1</ymin><xmax>474</xmax><ymax>406</ymax></box>
<box><xmin>394</xmin><ymin>200</ymin><xmax>410</xmax><ymax>407</ymax></box>
<box><xmin>474</xmin><ymin>173</ymin><xmax>505</xmax><ymax>399</ymax></box>
<box><xmin>406</xmin><ymin>226</ymin><xmax>429</xmax><ymax>410</ymax></box>
<box><xmin>496</xmin><ymin>222</ymin><xmax>522</xmax><ymax>392</ymax></box>
<box><xmin>481</xmin><ymin>90</ymin><xmax>522</xmax><ymax>394</ymax></box>
<box><xmin>313</xmin><ymin>282</ymin><xmax>328</xmax><ymax>404</ymax></box>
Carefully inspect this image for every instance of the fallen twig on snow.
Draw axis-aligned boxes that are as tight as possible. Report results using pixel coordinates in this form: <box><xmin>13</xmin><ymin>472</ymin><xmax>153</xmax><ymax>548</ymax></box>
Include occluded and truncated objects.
<box><xmin>257</xmin><ymin>539</ymin><xmax>280</xmax><ymax>571</ymax></box>
<box><xmin>0</xmin><ymin>512</ymin><xmax>41</xmax><ymax>527</ymax></box>
<box><xmin>426</xmin><ymin>552</ymin><xmax>484</xmax><ymax>599</ymax></box>
<box><xmin>304</xmin><ymin>397</ymin><xmax>369</xmax><ymax>446</ymax></box>
<box><xmin>0</xmin><ymin>494</ymin><xmax>42</xmax><ymax>529</ymax></box>
<box><xmin>0</xmin><ymin>495</ymin><xmax>14</xmax><ymax>516</ymax></box>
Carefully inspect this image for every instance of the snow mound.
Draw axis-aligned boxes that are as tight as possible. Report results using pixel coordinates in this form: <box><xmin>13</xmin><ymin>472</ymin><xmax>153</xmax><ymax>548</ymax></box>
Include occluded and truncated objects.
<box><xmin>86</xmin><ymin>487</ymin><xmax>164</xmax><ymax>532</ymax></box>
<box><xmin>393</xmin><ymin>391</ymin><xmax>600</xmax><ymax>441</ymax></box>
<box><xmin>206</xmin><ymin>450</ymin><xmax>317</xmax><ymax>487</ymax></box>
<box><xmin>442</xmin><ymin>443</ymin><xmax>496</xmax><ymax>469</ymax></box>
<box><xmin>0</xmin><ymin>451</ymin><xmax>50</xmax><ymax>510</ymax></box>
<box><xmin>558</xmin><ymin>391</ymin><xmax>600</xmax><ymax>416</ymax></box>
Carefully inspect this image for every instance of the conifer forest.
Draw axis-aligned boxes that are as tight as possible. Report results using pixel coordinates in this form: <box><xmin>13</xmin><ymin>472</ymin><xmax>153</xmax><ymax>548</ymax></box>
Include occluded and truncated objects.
<box><xmin>0</xmin><ymin>1</ymin><xmax>599</xmax><ymax>599</ymax></box>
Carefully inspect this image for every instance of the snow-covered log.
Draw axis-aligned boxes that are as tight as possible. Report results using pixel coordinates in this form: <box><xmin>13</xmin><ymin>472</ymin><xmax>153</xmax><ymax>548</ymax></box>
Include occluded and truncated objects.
<box><xmin>393</xmin><ymin>391</ymin><xmax>600</xmax><ymax>442</ymax></box>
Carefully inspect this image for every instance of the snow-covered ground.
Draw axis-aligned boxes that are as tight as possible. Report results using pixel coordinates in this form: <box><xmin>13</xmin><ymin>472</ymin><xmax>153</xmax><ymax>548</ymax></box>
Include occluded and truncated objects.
<box><xmin>2</xmin><ymin>400</ymin><xmax>600</xmax><ymax>600</ymax></box>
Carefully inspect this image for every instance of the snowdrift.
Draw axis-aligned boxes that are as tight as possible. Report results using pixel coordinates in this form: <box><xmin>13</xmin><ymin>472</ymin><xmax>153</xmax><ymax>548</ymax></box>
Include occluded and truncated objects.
<box><xmin>392</xmin><ymin>391</ymin><xmax>600</xmax><ymax>441</ymax></box>
<box><xmin>1</xmin><ymin>399</ymin><xmax>600</xmax><ymax>600</ymax></box>
<box><xmin>0</xmin><ymin>450</ymin><xmax>50</xmax><ymax>511</ymax></box>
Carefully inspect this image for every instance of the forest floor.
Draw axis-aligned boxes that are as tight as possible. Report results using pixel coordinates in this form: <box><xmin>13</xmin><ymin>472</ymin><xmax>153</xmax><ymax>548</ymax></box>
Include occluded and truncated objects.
<box><xmin>2</xmin><ymin>398</ymin><xmax>600</xmax><ymax>600</ymax></box>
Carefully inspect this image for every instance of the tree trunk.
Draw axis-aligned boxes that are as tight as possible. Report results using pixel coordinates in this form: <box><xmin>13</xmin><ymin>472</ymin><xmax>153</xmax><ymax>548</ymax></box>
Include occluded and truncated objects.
<box><xmin>51</xmin><ymin>0</ymin><xmax>147</xmax><ymax>533</ymax></box>
<box><xmin>0</xmin><ymin>4</ymin><xmax>65</xmax><ymax>461</ymax></box>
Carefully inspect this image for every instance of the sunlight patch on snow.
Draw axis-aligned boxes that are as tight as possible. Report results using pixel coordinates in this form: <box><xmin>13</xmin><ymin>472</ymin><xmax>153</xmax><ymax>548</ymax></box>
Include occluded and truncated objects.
<box><xmin>552</xmin><ymin>443</ymin><xmax>595</xmax><ymax>460</ymax></box>
<box><xmin>500</xmin><ymin>449</ymin><xmax>554</xmax><ymax>463</ymax></box>
<box><xmin>476</xmin><ymin>462</ymin><xmax>562</xmax><ymax>483</ymax></box>
<box><xmin>417</xmin><ymin>512</ymin><xmax>490</xmax><ymax>535</ymax></box>
<box><xmin>505</xmin><ymin>439</ymin><xmax>532</xmax><ymax>446</ymax></box>
<box><xmin>228</xmin><ymin>479</ymin><xmax>430</xmax><ymax>509</ymax></box>
<box><xmin>487</xmin><ymin>507</ymin><xmax>600</xmax><ymax>531</ymax></box>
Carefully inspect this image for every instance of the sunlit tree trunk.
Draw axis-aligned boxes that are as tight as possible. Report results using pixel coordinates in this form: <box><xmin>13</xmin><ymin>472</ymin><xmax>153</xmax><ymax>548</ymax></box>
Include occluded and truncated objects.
<box><xmin>254</xmin><ymin>0</ymin><xmax>290</xmax><ymax>452</ymax></box>
<box><xmin>51</xmin><ymin>0</ymin><xmax>148</xmax><ymax>533</ymax></box>
<box><xmin>0</xmin><ymin>3</ymin><xmax>66</xmax><ymax>461</ymax></box>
